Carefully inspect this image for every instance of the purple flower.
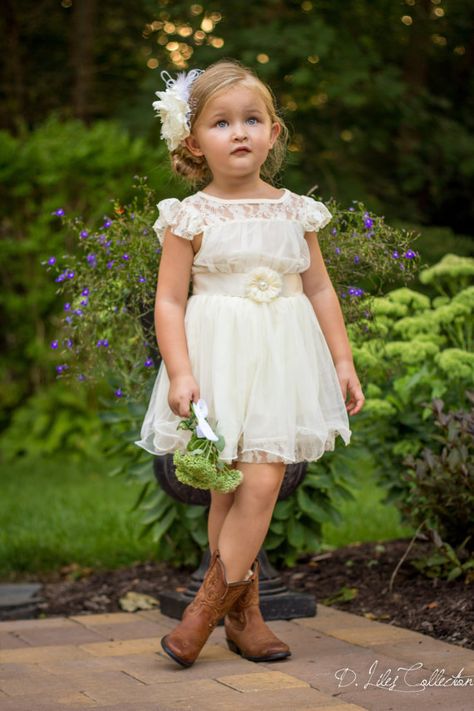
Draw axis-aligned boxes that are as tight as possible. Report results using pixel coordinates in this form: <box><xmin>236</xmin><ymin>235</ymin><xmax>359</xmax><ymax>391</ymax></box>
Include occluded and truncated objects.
<box><xmin>103</xmin><ymin>218</ymin><xmax>112</xmax><ymax>228</ymax></box>
<box><xmin>48</xmin><ymin>256</ymin><xmax>56</xmax><ymax>265</ymax></box>
<box><xmin>404</xmin><ymin>249</ymin><xmax>416</xmax><ymax>259</ymax></box>
<box><xmin>330</xmin><ymin>227</ymin><xmax>337</xmax><ymax>236</ymax></box>
<box><xmin>97</xmin><ymin>339</ymin><xmax>109</xmax><ymax>347</ymax></box>
<box><xmin>122</xmin><ymin>253</ymin><xmax>130</xmax><ymax>261</ymax></box>
<box><xmin>335</xmin><ymin>247</ymin><xmax>341</xmax><ymax>255</ymax></box>
<box><xmin>354</xmin><ymin>255</ymin><xmax>360</xmax><ymax>264</ymax></box>
<box><xmin>52</xmin><ymin>208</ymin><xmax>65</xmax><ymax>217</ymax></box>
<box><xmin>81</xmin><ymin>288</ymin><xmax>89</xmax><ymax>296</ymax></box>
<box><xmin>348</xmin><ymin>287</ymin><xmax>364</xmax><ymax>297</ymax></box>
<box><xmin>107</xmin><ymin>260</ymin><xmax>114</xmax><ymax>269</ymax></box>
<box><xmin>73</xmin><ymin>308</ymin><xmax>83</xmax><ymax>316</ymax></box>
<box><xmin>67</xmin><ymin>270</ymin><xmax>75</xmax><ymax>279</ymax></box>
<box><xmin>80</xmin><ymin>298</ymin><xmax>88</xmax><ymax>306</ymax></box>
<box><xmin>86</xmin><ymin>254</ymin><xmax>97</xmax><ymax>266</ymax></box>
<box><xmin>50</xmin><ymin>340</ymin><xmax>59</xmax><ymax>349</ymax></box>
<box><xmin>392</xmin><ymin>250</ymin><xmax>400</xmax><ymax>259</ymax></box>
<box><xmin>64</xmin><ymin>302</ymin><xmax>71</xmax><ymax>311</ymax></box>
<box><xmin>144</xmin><ymin>357</ymin><xmax>154</xmax><ymax>367</ymax></box>
<box><xmin>115</xmin><ymin>388</ymin><xmax>123</xmax><ymax>397</ymax></box>
<box><xmin>142</xmin><ymin>228</ymin><xmax>149</xmax><ymax>235</ymax></box>
<box><xmin>65</xmin><ymin>338</ymin><xmax>73</xmax><ymax>348</ymax></box>
<box><xmin>56</xmin><ymin>364</ymin><xmax>68</xmax><ymax>373</ymax></box>
<box><xmin>348</xmin><ymin>207</ymin><xmax>355</xmax><ymax>212</ymax></box>
<box><xmin>77</xmin><ymin>374</ymin><xmax>86</xmax><ymax>381</ymax></box>
<box><xmin>80</xmin><ymin>230</ymin><xmax>89</xmax><ymax>239</ymax></box>
<box><xmin>138</xmin><ymin>276</ymin><xmax>146</xmax><ymax>283</ymax></box>
<box><xmin>55</xmin><ymin>273</ymin><xmax>66</xmax><ymax>283</ymax></box>
<box><xmin>363</xmin><ymin>216</ymin><xmax>374</xmax><ymax>229</ymax></box>
<box><xmin>64</xmin><ymin>316</ymin><xmax>72</xmax><ymax>323</ymax></box>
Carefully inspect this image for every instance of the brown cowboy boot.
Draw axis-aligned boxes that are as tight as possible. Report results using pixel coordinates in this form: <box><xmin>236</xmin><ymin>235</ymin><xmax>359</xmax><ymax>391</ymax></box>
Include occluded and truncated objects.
<box><xmin>160</xmin><ymin>548</ymin><xmax>253</xmax><ymax>667</ymax></box>
<box><xmin>224</xmin><ymin>558</ymin><xmax>291</xmax><ymax>662</ymax></box>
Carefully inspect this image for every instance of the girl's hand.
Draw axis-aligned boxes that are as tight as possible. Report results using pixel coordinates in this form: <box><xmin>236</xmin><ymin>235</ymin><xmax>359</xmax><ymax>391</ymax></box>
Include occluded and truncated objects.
<box><xmin>168</xmin><ymin>374</ymin><xmax>200</xmax><ymax>417</ymax></box>
<box><xmin>335</xmin><ymin>361</ymin><xmax>365</xmax><ymax>416</ymax></box>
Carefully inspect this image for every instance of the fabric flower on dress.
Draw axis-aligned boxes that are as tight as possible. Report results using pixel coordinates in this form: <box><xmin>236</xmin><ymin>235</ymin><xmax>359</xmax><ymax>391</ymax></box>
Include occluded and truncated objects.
<box><xmin>245</xmin><ymin>266</ymin><xmax>283</xmax><ymax>303</ymax></box>
<box><xmin>152</xmin><ymin>69</ymin><xmax>204</xmax><ymax>151</ymax></box>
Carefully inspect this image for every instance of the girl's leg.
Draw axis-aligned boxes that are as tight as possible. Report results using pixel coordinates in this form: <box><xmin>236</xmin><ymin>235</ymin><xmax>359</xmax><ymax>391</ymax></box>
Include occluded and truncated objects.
<box><xmin>208</xmin><ymin>460</ymin><xmax>239</xmax><ymax>553</ymax></box>
<box><xmin>216</xmin><ymin>460</ymin><xmax>286</xmax><ymax>582</ymax></box>
<box><xmin>208</xmin><ymin>489</ymin><xmax>235</xmax><ymax>554</ymax></box>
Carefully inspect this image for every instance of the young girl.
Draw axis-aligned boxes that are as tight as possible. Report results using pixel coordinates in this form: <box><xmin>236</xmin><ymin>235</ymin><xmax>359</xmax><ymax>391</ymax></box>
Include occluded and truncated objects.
<box><xmin>135</xmin><ymin>58</ymin><xmax>365</xmax><ymax>668</ymax></box>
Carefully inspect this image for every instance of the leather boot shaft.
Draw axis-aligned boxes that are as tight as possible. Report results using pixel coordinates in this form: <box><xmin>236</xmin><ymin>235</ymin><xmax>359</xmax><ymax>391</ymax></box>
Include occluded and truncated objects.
<box><xmin>161</xmin><ymin>549</ymin><xmax>252</xmax><ymax>667</ymax></box>
<box><xmin>225</xmin><ymin>558</ymin><xmax>291</xmax><ymax>662</ymax></box>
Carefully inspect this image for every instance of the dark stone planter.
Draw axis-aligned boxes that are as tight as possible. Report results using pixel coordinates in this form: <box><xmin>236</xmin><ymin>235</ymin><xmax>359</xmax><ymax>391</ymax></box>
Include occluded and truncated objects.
<box><xmin>153</xmin><ymin>454</ymin><xmax>316</xmax><ymax>622</ymax></box>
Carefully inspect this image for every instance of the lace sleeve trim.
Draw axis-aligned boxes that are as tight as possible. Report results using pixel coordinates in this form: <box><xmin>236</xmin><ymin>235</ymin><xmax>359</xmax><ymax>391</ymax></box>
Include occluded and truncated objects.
<box><xmin>301</xmin><ymin>195</ymin><xmax>333</xmax><ymax>233</ymax></box>
<box><xmin>152</xmin><ymin>198</ymin><xmax>203</xmax><ymax>246</ymax></box>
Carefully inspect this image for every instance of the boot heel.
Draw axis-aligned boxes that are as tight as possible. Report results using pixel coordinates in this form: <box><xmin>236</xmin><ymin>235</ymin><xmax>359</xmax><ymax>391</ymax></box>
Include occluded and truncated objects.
<box><xmin>226</xmin><ymin>637</ymin><xmax>242</xmax><ymax>656</ymax></box>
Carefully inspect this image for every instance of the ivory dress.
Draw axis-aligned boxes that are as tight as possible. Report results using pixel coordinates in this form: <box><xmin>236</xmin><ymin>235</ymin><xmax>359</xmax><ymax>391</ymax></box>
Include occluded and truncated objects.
<box><xmin>134</xmin><ymin>188</ymin><xmax>352</xmax><ymax>464</ymax></box>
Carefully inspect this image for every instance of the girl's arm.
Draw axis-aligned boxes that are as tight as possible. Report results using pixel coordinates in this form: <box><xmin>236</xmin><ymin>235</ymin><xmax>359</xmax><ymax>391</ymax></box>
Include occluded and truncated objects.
<box><xmin>301</xmin><ymin>231</ymin><xmax>365</xmax><ymax>415</ymax></box>
<box><xmin>154</xmin><ymin>227</ymin><xmax>200</xmax><ymax>416</ymax></box>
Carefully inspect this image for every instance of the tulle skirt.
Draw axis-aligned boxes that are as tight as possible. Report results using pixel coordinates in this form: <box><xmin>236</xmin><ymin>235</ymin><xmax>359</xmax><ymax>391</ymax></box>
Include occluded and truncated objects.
<box><xmin>134</xmin><ymin>285</ymin><xmax>352</xmax><ymax>464</ymax></box>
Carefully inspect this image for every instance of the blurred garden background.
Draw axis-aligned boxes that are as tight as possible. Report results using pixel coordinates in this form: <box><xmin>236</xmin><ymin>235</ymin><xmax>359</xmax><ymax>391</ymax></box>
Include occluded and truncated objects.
<box><xmin>0</xmin><ymin>0</ymin><xmax>473</xmax><ymax>582</ymax></box>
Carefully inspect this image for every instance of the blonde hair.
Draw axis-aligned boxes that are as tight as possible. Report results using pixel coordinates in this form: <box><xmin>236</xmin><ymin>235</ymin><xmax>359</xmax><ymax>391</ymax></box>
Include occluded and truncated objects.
<box><xmin>169</xmin><ymin>58</ymin><xmax>289</xmax><ymax>188</ymax></box>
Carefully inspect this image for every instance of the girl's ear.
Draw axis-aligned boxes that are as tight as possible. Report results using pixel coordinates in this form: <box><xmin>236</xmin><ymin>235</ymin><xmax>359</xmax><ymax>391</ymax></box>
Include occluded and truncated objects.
<box><xmin>269</xmin><ymin>121</ymin><xmax>281</xmax><ymax>149</ymax></box>
<box><xmin>184</xmin><ymin>133</ymin><xmax>204</xmax><ymax>157</ymax></box>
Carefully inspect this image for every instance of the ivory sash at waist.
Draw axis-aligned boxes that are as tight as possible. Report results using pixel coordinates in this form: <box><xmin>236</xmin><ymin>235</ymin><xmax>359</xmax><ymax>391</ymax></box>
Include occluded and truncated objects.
<box><xmin>191</xmin><ymin>271</ymin><xmax>303</xmax><ymax>298</ymax></box>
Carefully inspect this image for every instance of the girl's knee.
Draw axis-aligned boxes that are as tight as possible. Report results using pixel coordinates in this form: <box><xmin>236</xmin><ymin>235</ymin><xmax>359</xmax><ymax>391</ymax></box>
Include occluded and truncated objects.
<box><xmin>210</xmin><ymin>489</ymin><xmax>235</xmax><ymax>511</ymax></box>
<box><xmin>236</xmin><ymin>461</ymin><xmax>286</xmax><ymax>504</ymax></box>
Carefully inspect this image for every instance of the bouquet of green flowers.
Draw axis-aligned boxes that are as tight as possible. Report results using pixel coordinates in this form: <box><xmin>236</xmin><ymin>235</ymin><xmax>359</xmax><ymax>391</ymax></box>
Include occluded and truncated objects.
<box><xmin>173</xmin><ymin>398</ymin><xmax>243</xmax><ymax>493</ymax></box>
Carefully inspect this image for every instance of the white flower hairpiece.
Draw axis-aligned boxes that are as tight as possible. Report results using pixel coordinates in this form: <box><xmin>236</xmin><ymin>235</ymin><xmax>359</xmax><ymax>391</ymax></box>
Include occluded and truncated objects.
<box><xmin>152</xmin><ymin>68</ymin><xmax>204</xmax><ymax>151</ymax></box>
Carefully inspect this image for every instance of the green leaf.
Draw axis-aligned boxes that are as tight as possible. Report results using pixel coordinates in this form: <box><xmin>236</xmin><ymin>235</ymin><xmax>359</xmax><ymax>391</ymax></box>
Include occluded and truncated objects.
<box><xmin>151</xmin><ymin>507</ymin><xmax>177</xmax><ymax>544</ymax></box>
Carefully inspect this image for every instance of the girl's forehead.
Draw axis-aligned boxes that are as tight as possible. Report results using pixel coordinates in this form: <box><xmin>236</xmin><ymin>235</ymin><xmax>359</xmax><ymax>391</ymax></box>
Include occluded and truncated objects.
<box><xmin>202</xmin><ymin>83</ymin><xmax>266</xmax><ymax>114</ymax></box>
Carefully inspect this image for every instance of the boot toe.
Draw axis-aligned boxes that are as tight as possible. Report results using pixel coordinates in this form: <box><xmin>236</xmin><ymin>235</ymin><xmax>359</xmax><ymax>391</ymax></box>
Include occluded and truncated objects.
<box><xmin>160</xmin><ymin>635</ymin><xmax>195</xmax><ymax>668</ymax></box>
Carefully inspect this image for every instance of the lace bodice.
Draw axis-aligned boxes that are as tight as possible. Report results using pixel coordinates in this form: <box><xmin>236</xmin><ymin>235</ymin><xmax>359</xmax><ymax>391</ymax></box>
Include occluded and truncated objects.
<box><xmin>152</xmin><ymin>188</ymin><xmax>333</xmax><ymax>275</ymax></box>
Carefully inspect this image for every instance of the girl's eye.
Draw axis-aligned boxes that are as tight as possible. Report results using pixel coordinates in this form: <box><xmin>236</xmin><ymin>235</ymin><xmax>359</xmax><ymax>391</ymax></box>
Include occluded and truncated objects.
<box><xmin>214</xmin><ymin>117</ymin><xmax>259</xmax><ymax>128</ymax></box>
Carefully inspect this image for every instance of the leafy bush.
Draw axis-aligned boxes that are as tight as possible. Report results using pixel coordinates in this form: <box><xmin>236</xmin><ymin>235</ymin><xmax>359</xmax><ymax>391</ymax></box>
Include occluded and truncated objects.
<box><xmin>0</xmin><ymin>381</ymin><xmax>116</xmax><ymax>463</ymax></box>
<box><xmin>401</xmin><ymin>392</ymin><xmax>474</xmax><ymax>556</ymax></box>
<box><xmin>348</xmin><ymin>254</ymin><xmax>474</xmax><ymax>510</ymax></box>
<box><xmin>0</xmin><ymin>114</ymin><xmax>180</xmax><ymax>424</ymax></box>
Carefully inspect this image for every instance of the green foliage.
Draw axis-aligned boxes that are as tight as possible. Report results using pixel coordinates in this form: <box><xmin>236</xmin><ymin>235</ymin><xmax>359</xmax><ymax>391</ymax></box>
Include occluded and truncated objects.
<box><xmin>0</xmin><ymin>115</ymin><xmax>181</xmax><ymax>424</ymax></box>
<box><xmin>0</xmin><ymin>381</ymin><xmax>116</xmax><ymax>463</ymax></box>
<box><xmin>401</xmin><ymin>394</ymin><xmax>474</xmax><ymax>558</ymax></box>
<box><xmin>349</xmin><ymin>254</ymin><xmax>474</xmax><ymax>517</ymax></box>
<box><xmin>266</xmin><ymin>445</ymin><xmax>364</xmax><ymax>567</ymax></box>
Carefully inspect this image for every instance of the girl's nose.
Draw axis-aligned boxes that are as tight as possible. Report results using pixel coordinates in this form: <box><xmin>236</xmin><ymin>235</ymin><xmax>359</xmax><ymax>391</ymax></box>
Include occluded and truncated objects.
<box><xmin>232</xmin><ymin>123</ymin><xmax>248</xmax><ymax>140</ymax></box>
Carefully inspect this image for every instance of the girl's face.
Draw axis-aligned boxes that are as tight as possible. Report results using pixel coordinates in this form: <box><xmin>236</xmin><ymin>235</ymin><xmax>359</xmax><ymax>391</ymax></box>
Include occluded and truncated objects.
<box><xmin>184</xmin><ymin>83</ymin><xmax>280</xmax><ymax>182</ymax></box>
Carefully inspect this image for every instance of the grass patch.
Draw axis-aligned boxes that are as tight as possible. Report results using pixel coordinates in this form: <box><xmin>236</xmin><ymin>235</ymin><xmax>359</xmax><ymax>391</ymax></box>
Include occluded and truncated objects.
<box><xmin>0</xmin><ymin>452</ymin><xmax>413</xmax><ymax>578</ymax></box>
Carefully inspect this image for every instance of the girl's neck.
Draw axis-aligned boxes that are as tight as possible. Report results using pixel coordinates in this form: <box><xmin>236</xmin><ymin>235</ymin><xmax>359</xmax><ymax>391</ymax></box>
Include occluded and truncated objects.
<box><xmin>201</xmin><ymin>179</ymin><xmax>282</xmax><ymax>200</ymax></box>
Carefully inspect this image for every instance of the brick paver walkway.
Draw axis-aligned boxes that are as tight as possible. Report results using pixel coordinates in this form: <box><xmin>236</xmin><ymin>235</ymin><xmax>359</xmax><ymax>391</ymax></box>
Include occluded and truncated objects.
<box><xmin>0</xmin><ymin>605</ymin><xmax>473</xmax><ymax>710</ymax></box>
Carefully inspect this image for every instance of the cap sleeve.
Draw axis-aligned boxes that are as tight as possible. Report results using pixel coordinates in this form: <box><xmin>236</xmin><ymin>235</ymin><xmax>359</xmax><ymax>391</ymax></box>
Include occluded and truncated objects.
<box><xmin>152</xmin><ymin>198</ymin><xmax>203</xmax><ymax>246</ymax></box>
<box><xmin>301</xmin><ymin>195</ymin><xmax>333</xmax><ymax>232</ymax></box>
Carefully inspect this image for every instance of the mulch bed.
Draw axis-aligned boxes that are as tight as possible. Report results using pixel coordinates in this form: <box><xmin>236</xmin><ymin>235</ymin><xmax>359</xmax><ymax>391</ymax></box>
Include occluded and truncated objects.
<box><xmin>3</xmin><ymin>538</ymin><xmax>473</xmax><ymax>650</ymax></box>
